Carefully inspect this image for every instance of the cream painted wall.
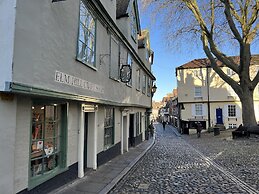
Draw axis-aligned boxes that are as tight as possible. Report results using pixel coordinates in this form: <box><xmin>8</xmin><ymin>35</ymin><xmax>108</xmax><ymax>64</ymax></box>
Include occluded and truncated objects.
<box><xmin>14</xmin><ymin>96</ymin><xmax>31</xmax><ymax>193</ymax></box>
<box><xmin>114</xmin><ymin>109</ymin><xmax>122</xmax><ymax>144</ymax></box>
<box><xmin>12</xmin><ymin>0</ymin><xmax>151</xmax><ymax>108</ymax></box>
<box><xmin>0</xmin><ymin>96</ymin><xmax>17</xmax><ymax>194</ymax></box>
<box><xmin>67</xmin><ymin>102</ymin><xmax>80</xmax><ymax>166</ymax></box>
<box><xmin>99</xmin><ymin>0</ymin><xmax>116</xmax><ymax>22</ymax></box>
<box><xmin>97</xmin><ymin>107</ymin><xmax>105</xmax><ymax>153</ymax></box>
<box><xmin>177</xmin><ymin>66</ymin><xmax>259</xmax><ymax>128</ymax></box>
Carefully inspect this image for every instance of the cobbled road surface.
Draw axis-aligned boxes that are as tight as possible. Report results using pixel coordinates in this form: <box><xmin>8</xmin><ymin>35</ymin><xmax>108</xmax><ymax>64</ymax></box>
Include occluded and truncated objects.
<box><xmin>109</xmin><ymin>123</ymin><xmax>259</xmax><ymax>194</ymax></box>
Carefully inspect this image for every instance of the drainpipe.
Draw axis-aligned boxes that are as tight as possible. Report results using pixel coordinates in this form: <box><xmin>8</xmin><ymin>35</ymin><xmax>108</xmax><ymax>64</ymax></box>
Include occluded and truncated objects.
<box><xmin>78</xmin><ymin>106</ymin><xmax>85</xmax><ymax>178</ymax></box>
<box><xmin>207</xmin><ymin>66</ymin><xmax>211</xmax><ymax>128</ymax></box>
<box><xmin>121</xmin><ymin>110</ymin><xmax>124</xmax><ymax>154</ymax></box>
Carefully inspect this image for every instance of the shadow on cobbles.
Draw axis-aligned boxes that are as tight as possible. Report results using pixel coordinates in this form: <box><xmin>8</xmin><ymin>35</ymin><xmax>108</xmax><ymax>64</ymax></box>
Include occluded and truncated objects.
<box><xmin>183</xmin><ymin>129</ymin><xmax>259</xmax><ymax>191</ymax></box>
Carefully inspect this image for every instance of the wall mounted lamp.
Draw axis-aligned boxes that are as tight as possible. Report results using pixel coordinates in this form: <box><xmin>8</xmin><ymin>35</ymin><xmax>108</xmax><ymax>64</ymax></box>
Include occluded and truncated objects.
<box><xmin>151</xmin><ymin>83</ymin><xmax>157</xmax><ymax>96</ymax></box>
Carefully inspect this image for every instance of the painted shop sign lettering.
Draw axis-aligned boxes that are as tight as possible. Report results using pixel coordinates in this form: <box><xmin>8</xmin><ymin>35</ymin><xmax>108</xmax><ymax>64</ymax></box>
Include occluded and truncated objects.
<box><xmin>55</xmin><ymin>71</ymin><xmax>104</xmax><ymax>94</ymax></box>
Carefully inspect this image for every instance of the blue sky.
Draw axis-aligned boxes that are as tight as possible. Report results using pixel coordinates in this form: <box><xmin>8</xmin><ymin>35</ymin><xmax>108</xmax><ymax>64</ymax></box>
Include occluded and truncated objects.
<box><xmin>139</xmin><ymin>13</ymin><xmax>206</xmax><ymax>101</ymax></box>
<box><xmin>138</xmin><ymin>2</ymin><xmax>259</xmax><ymax>102</ymax></box>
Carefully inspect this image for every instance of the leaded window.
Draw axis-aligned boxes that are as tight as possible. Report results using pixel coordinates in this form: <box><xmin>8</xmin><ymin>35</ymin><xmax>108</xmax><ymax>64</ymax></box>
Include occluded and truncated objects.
<box><xmin>104</xmin><ymin>107</ymin><xmax>114</xmax><ymax>149</ymax></box>
<box><xmin>77</xmin><ymin>1</ymin><xmax>96</xmax><ymax>67</ymax></box>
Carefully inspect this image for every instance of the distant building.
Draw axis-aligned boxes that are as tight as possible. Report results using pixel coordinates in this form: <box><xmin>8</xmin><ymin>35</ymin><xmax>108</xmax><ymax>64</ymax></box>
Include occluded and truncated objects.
<box><xmin>176</xmin><ymin>55</ymin><xmax>259</xmax><ymax>132</ymax></box>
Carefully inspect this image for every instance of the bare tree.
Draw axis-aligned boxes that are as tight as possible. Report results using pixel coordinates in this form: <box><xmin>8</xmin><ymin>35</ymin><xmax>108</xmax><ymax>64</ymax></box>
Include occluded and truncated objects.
<box><xmin>142</xmin><ymin>0</ymin><xmax>259</xmax><ymax>127</ymax></box>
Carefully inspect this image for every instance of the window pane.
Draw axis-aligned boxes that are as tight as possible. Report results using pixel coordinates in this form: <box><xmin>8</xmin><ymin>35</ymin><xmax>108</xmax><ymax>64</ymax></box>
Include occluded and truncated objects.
<box><xmin>228</xmin><ymin>105</ymin><xmax>236</xmax><ymax>117</ymax></box>
<box><xmin>195</xmin><ymin>104</ymin><xmax>202</xmax><ymax>116</ymax></box>
<box><xmin>104</xmin><ymin>108</ymin><xmax>114</xmax><ymax>149</ymax></box>
<box><xmin>195</xmin><ymin>87</ymin><xmax>202</xmax><ymax>97</ymax></box>
<box><xmin>77</xmin><ymin>1</ymin><xmax>96</xmax><ymax>67</ymax></box>
<box><xmin>31</xmin><ymin>104</ymin><xmax>61</xmax><ymax>178</ymax></box>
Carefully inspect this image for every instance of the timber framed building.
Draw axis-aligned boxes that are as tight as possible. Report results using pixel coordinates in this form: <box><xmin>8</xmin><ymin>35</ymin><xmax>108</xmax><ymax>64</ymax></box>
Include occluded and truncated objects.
<box><xmin>0</xmin><ymin>0</ymin><xmax>155</xmax><ymax>193</ymax></box>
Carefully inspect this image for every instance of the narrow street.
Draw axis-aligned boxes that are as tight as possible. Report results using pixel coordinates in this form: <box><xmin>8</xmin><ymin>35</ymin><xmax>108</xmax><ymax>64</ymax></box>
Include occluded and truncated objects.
<box><xmin>109</xmin><ymin>123</ymin><xmax>259</xmax><ymax>194</ymax></box>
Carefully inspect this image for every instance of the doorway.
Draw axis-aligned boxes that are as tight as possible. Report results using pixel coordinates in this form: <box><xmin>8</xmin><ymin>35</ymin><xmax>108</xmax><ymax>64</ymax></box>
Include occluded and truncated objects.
<box><xmin>216</xmin><ymin>108</ymin><xmax>223</xmax><ymax>124</ymax></box>
<box><xmin>84</xmin><ymin>113</ymin><xmax>88</xmax><ymax>169</ymax></box>
<box><xmin>129</xmin><ymin>114</ymin><xmax>135</xmax><ymax>147</ymax></box>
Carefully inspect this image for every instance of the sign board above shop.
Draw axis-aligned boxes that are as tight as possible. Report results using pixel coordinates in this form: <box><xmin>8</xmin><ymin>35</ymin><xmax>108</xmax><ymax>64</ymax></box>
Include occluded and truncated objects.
<box><xmin>82</xmin><ymin>104</ymin><xmax>98</xmax><ymax>112</ymax></box>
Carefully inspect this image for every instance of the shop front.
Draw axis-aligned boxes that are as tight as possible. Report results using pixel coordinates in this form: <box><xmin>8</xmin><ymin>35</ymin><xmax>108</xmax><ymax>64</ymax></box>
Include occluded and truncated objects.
<box><xmin>29</xmin><ymin>102</ymin><xmax>68</xmax><ymax>189</ymax></box>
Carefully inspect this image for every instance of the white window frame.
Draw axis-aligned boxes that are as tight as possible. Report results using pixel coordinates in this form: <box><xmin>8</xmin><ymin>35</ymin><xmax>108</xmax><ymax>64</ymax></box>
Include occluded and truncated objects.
<box><xmin>195</xmin><ymin>104</ymin><xmax>203</xmax><ymax>116</ymax></box>
<box><xmin>227</xmin><ymin>68</ymin><xmax>235</xmax><ymax>76</ymax></box>
<box><xmin>194</xmin><ymin>86</ymin><xmax>202</xmax><ymax>97</ymax></box>
<box><xmin>228</xmin><ymin>105</ymin><xmax>236</xmax><ymax>117</ymax></box>
<box><xmin>77</xmin><ymin>1</ymin><xmax>96</xmax><ymax>67</ymax></box>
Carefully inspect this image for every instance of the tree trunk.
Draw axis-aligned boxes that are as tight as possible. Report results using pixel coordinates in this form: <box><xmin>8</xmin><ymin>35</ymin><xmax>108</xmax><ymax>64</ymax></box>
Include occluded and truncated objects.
<box><xmin>239</xmin><ymin>87</ymin><xmax>257</xmax><ymax>127</ymax></box>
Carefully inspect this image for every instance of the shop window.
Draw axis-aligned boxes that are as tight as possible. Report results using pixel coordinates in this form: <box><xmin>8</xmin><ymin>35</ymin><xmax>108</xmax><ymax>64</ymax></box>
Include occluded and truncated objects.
<box><xmin>104</xmin><ymin>107</ymin><xmax>114</xmax><ymax>149</ymax></box>
<box><xmin>30</xmin><ymin>104</ymin><xmax>66</xmax><ymax>187</ymax></box>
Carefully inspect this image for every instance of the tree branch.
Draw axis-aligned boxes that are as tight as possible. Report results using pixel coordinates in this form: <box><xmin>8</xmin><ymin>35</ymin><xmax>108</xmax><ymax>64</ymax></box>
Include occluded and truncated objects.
<box><xmin>220</xmin><ymin>0</ymin><xmax>243</xmax><ymax>42</ymax></box>
<box><xmin>201</xmin><ymin>33</ymin><xmax>242</xmax><ymax>95</ymax></box>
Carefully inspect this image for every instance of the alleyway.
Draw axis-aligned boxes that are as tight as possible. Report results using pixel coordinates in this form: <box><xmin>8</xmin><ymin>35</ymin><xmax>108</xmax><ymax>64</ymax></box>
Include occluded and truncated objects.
<box><xmin>110</xmin><ymin>123</ymin><xmax>259</xmax><ymax>194</ymax></box>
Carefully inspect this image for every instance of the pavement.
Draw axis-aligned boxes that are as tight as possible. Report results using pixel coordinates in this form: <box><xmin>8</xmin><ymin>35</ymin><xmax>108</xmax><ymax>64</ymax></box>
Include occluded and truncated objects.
<box><xmin>49</xmin><ymin>135</ymin><xmax>155</xmax><ymax>194</ymax></box>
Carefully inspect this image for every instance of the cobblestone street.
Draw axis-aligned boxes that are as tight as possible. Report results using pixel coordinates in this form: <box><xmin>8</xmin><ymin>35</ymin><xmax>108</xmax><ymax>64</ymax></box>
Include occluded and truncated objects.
<box><xmin>109</xmin><ymin>123</ymin><xmax>259</xmax><ymax>194</ymax></box>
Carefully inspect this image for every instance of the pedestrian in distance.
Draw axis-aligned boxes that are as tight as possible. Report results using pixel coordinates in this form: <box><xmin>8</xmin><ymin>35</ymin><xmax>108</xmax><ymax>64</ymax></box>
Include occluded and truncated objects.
<box><xmin>148</xmin><ymin>122</ymin><xmax>154</xmax><ymax>138</ymax></box>
<box><xmin>195</xmin><ymin>122</ymin><xmax>202</xmax><ymax>138</ymax></box>
<box><xmin>162</xmin><ymin>121</ymin><xmax>166</xmax><ymax>130</ymax></box>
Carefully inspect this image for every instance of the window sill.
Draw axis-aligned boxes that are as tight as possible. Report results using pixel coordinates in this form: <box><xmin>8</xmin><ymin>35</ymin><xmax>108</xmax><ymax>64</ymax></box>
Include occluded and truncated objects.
<box><xmin>76</xmin><ymin>58</ymin><xmax>97</xmax><ymax>71</ymax></box>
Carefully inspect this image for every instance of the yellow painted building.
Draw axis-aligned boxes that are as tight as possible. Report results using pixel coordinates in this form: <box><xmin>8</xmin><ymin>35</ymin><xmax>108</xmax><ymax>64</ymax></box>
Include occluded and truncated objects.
<box><xmin>176</xmin><ymin>56</ymin><xmax>259</xmax><ymax>130</ymax></box>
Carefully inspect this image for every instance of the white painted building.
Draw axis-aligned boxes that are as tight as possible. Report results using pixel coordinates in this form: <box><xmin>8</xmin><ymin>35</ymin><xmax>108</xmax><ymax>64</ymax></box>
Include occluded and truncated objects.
<box><xmin>0</xmin><ymin>0</ymin><xmax>155</xmax><ymax>193</ymax></box>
